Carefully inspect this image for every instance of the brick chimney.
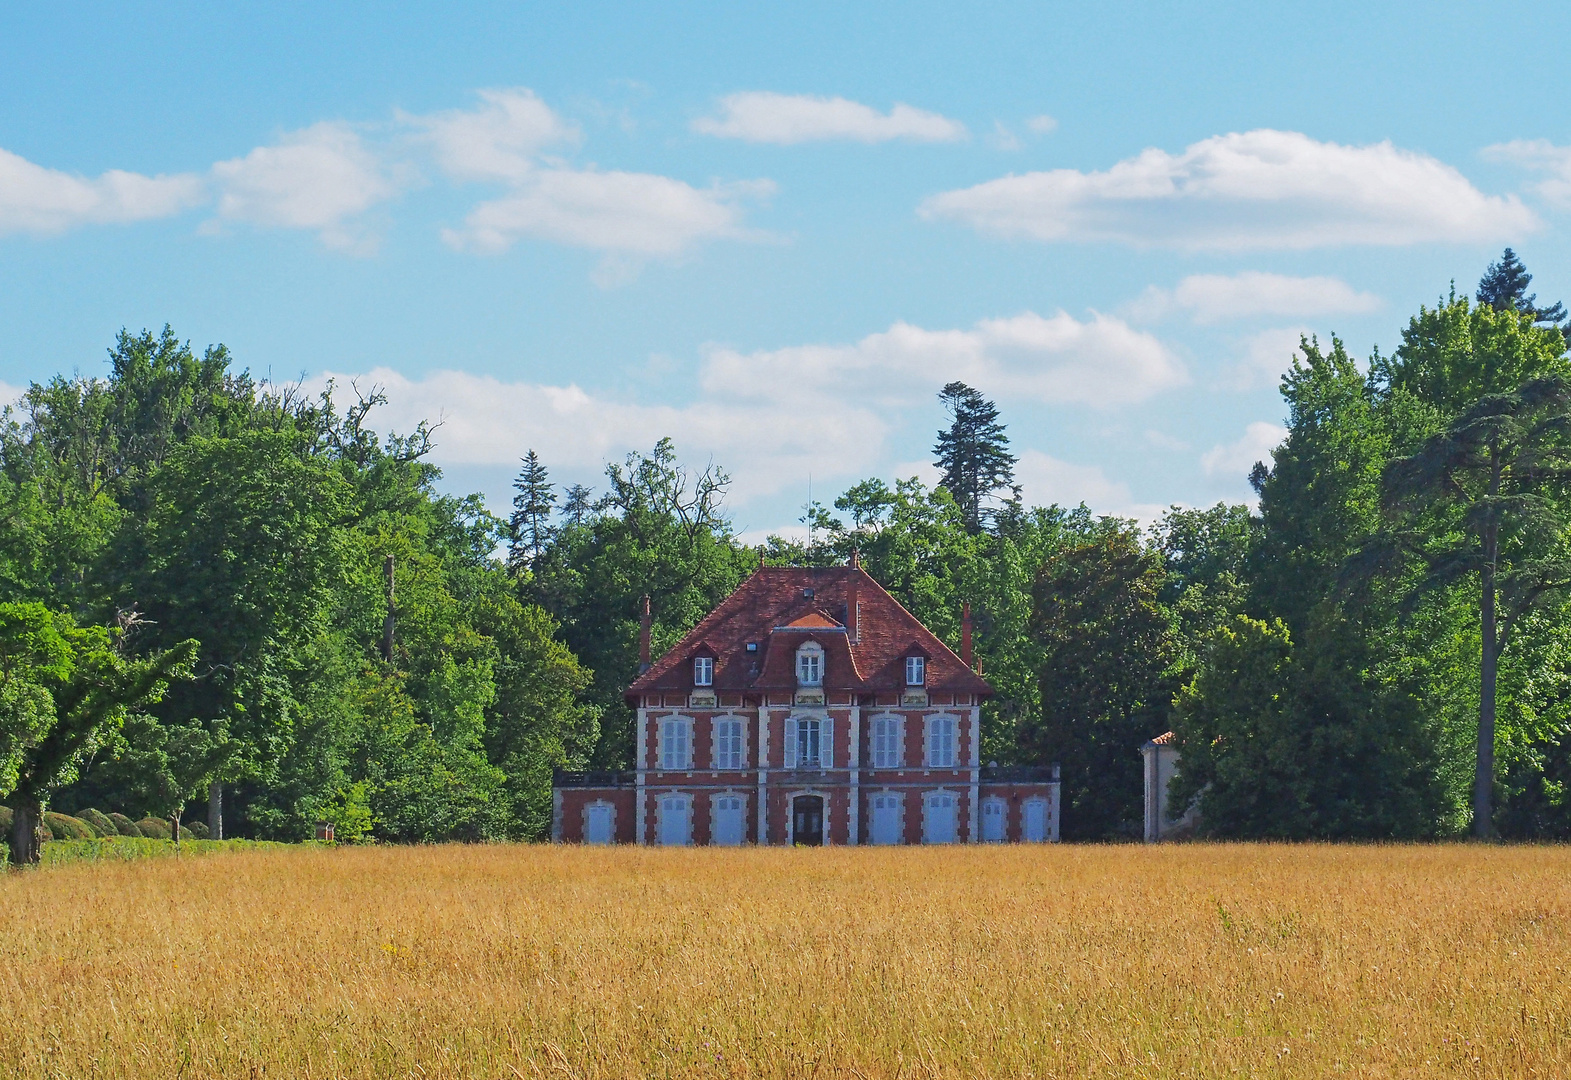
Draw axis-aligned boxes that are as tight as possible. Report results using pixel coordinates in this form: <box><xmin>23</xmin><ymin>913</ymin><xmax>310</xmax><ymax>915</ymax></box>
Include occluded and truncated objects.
<box><xmin>961</xmin><ymin>601</ymin><xmax>973</xmax><ymax>669</ymax></box>
<box><xmin>846</xmin><ymin>555</ymin><xmax>860</xmax><ymax>644</ymax></box>
<box><xmin>638</xmin><ymin>595</ymin><xmax>652</xmax><ymax>672</ymax></box>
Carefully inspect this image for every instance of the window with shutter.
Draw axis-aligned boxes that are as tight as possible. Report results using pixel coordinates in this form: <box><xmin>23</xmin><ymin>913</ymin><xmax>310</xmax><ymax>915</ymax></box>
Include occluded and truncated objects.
<box><xmin>712</xmin><ymin>717</ymin><xmax>744</xmax><ymax>770</ymax></box>
<box><xmin>795</xmin><ymin>718</ymin><xmax>821</xmax><ymax>767</ymax></box>
<box><xmin>927</xmin><ymin>716</ymin><xmax>956</xmax><ymax>767</ymax></box>
<box><xmin>660</xmin><ymin>717</ymin><xmax>692</xmax><ymax>770</ymax></box>
<box><xmin>872</xmin><ymin>715</ymin><xmax>902</xmax><ymax>768</ymax></box>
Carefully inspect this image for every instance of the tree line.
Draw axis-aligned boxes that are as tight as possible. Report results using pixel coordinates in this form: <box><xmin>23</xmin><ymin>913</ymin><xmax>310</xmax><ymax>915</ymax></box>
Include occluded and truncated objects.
<box><xmin>3</xmin><ymin>249</ymin><xmax>1569</xmax><ymax>856</ymax></box>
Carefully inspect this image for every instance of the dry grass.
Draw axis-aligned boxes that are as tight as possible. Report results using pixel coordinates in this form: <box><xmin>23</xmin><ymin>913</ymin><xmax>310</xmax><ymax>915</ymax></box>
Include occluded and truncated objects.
<box><xmin>2</xmin><ymin>843</ymin><xmax>1569</xmax><ymax>1078</ymax></box>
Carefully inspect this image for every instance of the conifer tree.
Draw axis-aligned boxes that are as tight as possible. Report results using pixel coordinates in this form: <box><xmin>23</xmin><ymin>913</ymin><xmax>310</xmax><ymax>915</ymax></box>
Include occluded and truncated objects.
<box><xmin>508</xmin><ymin>450</ymin><xmax>556</xmax><ymax>573</ymax></box>
<box><xmin>1478</xmin><ymin>249</ymin><xmax>1568</xmax><ymax>339</ymax></box>
<box><xmin>933</xmin><ymin>382</ymin><xmax>1017</xmax><ymax>532</ymax></box>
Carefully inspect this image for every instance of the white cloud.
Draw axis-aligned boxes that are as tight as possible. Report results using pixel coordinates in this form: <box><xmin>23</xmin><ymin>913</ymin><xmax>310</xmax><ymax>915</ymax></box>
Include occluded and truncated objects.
<box><xmin>441</xmin><ymin>170</ymin><xmax>775</xmax><ymax>263</ymax></box>
<box><xmin>702</xmin><ymin>311</ymin><xmax>1186</xmax><ymax>409</ymax></box>
<box><xmin>0</xmin><ymin>147</ymin><xmax>204</xmax><ymax>235</ymax></box>
<box><xmin>1202</xmin><ymin>421</ymin><xmax>1288</xmax><ymax>481</ymax></box>
<box><xmin>1133</xmin><ymin>271</ymin><xmax>1382</xmax><ymax>324</ymax></box>
<box><xmin>403</xmin><ymin>88</ymin><xmax>578</xmax><ymax>184</ymax></box>
<box><xmin>987</xmin><ymin>122</ymin><xmax>1022</xmax><ymax>152</ymax></box>
<box><xmin>1482</xmin><ymin>139</ymin><xmax>1571</xmax><ymax>208</ymax></box>
<box><xmin>692</xmin><ymin>92</ymin><xmax>967</xmax><ymax>144</ymax></box>
<box><xmin>210</xmin><ymin>123</ymin><xmax>395</xmax><ymax>250</ymax></box>
<box><xmin>1026</xmin><ymin>115</ymin><xmax>1058</xmax><ymax>135</ymax></box>
<box><xmin>1015</xmin><ymin>449</ymin><xmax>1164</xmax><ymax>523</ymax></box>
<box><xmin>920</xmin><ymin>129</ymin><xmax>1536</xmax><ymax>250</ymax></box>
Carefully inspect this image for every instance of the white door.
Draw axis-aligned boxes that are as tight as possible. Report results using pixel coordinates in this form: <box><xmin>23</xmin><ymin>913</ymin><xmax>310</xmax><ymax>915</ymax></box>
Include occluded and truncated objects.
<box><xmin>658</xmin><ymin>796</ymin><xmax>690</xmax><ymax>846</ymax></box>
<box><xmin>981</xmin><ymin>798</ymin><xmax>1006</xmax><ymax>843</ymax></box>
<box><xmin>712</xmin><ymin>795</ymin><xmax>744</xmax><ymax>846</ymax></box>
<box><xmin>870</xmin><ymin>793</ymin><xmax>902</xmax><ymax>845</ymax></box>
<box><xmin>585</xmin><ymin>803</ymin><xmax>614</xmax><ymax>845</ymax></box>
<box><xmin>1022</xmin><ymin>798</ymin><xmax>1047</xmax><ymax>843</ymax></box>
<box><xmin>924</xmin><ymin>792</ymin><xmax>957</xmax><ymax>844</ymax></box>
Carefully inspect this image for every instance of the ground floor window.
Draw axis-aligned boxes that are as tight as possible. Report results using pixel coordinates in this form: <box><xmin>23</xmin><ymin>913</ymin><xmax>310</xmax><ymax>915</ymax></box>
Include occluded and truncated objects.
<box><xmin>981</xmin><ymin>797</ymin><xmax>1006</xmax><ymax>843</ymax></box>
<box><xmin>923</xmin><ymin>790</ymin><xmax>958</xmax><ymax>844</ymax></box>
<box><xmin>657</xmin><ymin>794</ymin><xmax>691</xmax><ymax>846</ymax></box>
<box><xmin>1022</xmin><ymin>797</ymin><xmax>1048</xmax><ymax>843</ymax></box>
<box><xmin>585</xmin><ymin>801</ymin><xmax>615</xmax><ymax>845</ymax></box>
<box><xmin>869</xmin><ymin>792</ymin><xmax>902</xmax><ymax>845</ymax></box>
<box><xmin>711</xmin><ymin>793</ymin><xmax>745</xmax><ymax>846</ymax></box>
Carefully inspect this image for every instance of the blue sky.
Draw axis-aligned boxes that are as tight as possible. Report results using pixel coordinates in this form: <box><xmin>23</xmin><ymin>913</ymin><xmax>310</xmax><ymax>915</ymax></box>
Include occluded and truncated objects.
<box><xmin>3</xmin><ymin>2</ymin><xmax>1569</xmax><ymax>538</ymax></box>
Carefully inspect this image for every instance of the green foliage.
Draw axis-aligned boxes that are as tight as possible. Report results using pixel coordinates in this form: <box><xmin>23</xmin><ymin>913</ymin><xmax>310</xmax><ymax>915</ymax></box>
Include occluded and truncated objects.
<box><xmin>43</xmin><ymin>812</ymin><xmax>95</xmax><ymax>840</ymax></box>
<box><xmin>183</xmin><ymin>819</ymin><xmax>210</xmax><ymax>840</ymax></box>
<box><xmin>933</xmin><ymin>382</ymin><xmax>1018</xmax><ymax>532</ymax></box>
<box><xmin>134</xmin><ymin>817</ymin><xmax>172</xmax><ymax>840</ymax></box>
<box><xmin>77</xmin><ymin>807</ymin><xmax>116</xmax><ymax>837</ymax></box>
<box><xmin>107</xmin><ymin>812</ymin><xmax>140</xmax><ymax>837</ymax></box>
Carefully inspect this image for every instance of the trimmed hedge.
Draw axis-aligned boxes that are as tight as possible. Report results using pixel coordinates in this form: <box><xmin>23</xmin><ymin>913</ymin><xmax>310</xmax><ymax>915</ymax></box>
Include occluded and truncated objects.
<box><xmin>135</xmin><ymin>817</ymin><xmax>172</xmax><ymax>840</ymax></box>
<box><xmin>78</xmin><ymin>808</ymin><xmax>117</xmax><ymax>838</ymax></box>
<box><xmin>43</xmin><ymin>812</ymin><xmax>96</xmax><ymax>840</ymax></box>
<box><xmin>184</xmin><ymin>820</ymin><xmax>210</xmax><ymax>840</ymax></box>
<box><xmin>108</xmin><ymin>812</ymin><xmax>142</xmax><ymax>837</ymax></box>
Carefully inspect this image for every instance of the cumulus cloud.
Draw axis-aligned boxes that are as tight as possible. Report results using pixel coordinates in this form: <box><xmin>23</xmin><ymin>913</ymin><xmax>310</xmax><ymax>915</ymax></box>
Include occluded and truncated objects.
<box><xmin>1026</xmin><ymin>115</ymin><xmax>1058</xmax><ymax>134</ymax></box>
<box><xmin>1015</xmin><ymin>449</ymin><xmax>1164</xmax><ymax>523</ymax></box>
<box><xmin>1202</xmin><ymin>421</ymin><xmax>1289</xmax><ymax>482</ymax></box>
<box><xmin>1133</xmin><ymin>271</ymin><xmax>1382</xmax><ymax>324</ymax></box>
<box><xmin>312</xmin><ymin>309</ymin><xmax>1183</xmax><ymax>506</ymax></box>
<box><xmin>1223</xmin><ymin>328</ymin><xmax>1311</xmax><ymax>391</ymax></box>
<box><xmin>210</xmin><ymin>123</ymin><xmax>396</xmax><ymax>250</ymax></box>
<box><xmin>920</xmin><ymin>129</ymin><xmax>1536</xmax><ymax>250</ymax></box>
<box><xmin>442</xmin><ymin>170</ymin><xmax>774</xmax><ymax>265</ymax></box>
<box><xmin>702</xmin><ymin>311</ymin><xmax>1186</xmax><ymax>409</ymax></box>
<box><xmin>692</xmin><ymin>92</ymin><xmax>967</xmax><ymax>144</ymax></box>
<box><xmin>403</xmin><ymin>87</ymin><xmax>578</xmax><ymax>183</ymax></box>
<box><xmin>1482</xmin><ymin>139</ymin><xmax>1571</xmax><ymax>208</ymax></box>
<box><xmin>0</xmin><ymin>147</ymin><xmax>204</xmax><ymax>235</ymax></box>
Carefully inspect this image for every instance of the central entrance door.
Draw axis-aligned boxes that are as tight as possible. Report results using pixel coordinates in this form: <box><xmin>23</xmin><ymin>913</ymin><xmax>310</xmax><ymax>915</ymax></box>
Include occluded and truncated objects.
<box><xmin>792</xmin><ymin>794</ymin><xmax>824</xmax><ymax>846</ymax></box>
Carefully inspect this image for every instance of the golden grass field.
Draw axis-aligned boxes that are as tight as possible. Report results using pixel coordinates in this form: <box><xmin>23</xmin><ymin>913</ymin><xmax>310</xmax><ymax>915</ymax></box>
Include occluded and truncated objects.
<box><xmin>2</xmin><ymin>843</ymin><xmax>1568</xmax><ymax>1079</ymax></box>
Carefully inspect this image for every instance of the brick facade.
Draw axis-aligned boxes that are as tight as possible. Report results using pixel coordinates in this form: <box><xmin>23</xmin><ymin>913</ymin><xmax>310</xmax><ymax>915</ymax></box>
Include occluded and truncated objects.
<box><xmin>553</xmin><ymin>561</ymin><xmax>1060</xmax><ymax>845</ymax></box>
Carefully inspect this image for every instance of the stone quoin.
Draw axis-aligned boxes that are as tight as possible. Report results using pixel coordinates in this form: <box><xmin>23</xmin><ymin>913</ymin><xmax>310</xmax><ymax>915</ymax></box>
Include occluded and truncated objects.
<box><xmin>552</xmin><ymin>558</ymin><xmax>1061</xmax><ymax>845</ymax></box>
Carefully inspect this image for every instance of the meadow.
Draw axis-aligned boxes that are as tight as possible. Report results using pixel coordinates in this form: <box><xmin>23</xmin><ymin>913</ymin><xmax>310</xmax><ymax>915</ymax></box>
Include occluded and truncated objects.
<box><xmin>1</xmin><ymin>843</ymin><xmax>1567</xmax><ymax>1079</ymax></box>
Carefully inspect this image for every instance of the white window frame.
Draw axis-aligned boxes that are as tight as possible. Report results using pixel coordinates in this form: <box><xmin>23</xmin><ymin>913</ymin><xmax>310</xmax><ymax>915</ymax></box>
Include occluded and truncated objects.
<box><xmin>583</xmin><ymin>800</ymin><xmax>616</xmax><ymax>845</ymax></box>
<box><xmin>693</xmin><ymin>655</ymin><xmax>714</xmax><ymax>686</ymax></box>
<box><xmin>922</xmin><ymin>789</ymin><xmax>959</xmax><ymax>844</ymax></box>
<box><xmin>925</xmin><ymin>714</ymin><xmax>958</xmax><ymax>768</ymax></box>
<box><xmin>782</xmin><ymin>714</ymin><xmax>833</xmax><ymax>768</ymax></box>
<box><xmin>796</xmin><ymin>642</ymin><xmax>824</xmax><ymax>687</ymax></box>
<box><xmin>709</xmin><ymin>791</ymin><xmax>746</xmax><ymax>847</ymax></box>
<box><xmin>711</xmin><ymin>715</ymin><xmax>747</xmax><ymax>771</ymax></box>
<box><xmin>656</xmin><ymin>793</ymin><xmax>692</xmax><ymax>846</ymax></box>
<box><xmin>868</xmin><ymin>789</ymin><xmax>904</xmax><ymax>845</ymax></box>
<box><xmin>980</xmin><ymin>796</ymin><xmax>1007</xmax><ymax>843</ymax></box>
<box><xmin>659</xmin><ymin>715</ymin><xmax>694</xmax><ymax>771</ymax></box>
<box><xmin>870</xmin><ymin>713</ymin><xmax>904</xmax><ymax>769</ymax></box>
<box><xmin>905</xmin><ymin>655</ymin><xmax>926</xmax><ymax>686</ymax></box>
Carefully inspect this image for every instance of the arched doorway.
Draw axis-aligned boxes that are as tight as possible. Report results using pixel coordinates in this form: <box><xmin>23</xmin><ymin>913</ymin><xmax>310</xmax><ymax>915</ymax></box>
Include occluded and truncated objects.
<box><xmin>792</xmin><ymin>794</ymin><xmax>824</xmax><ymax>846</ymax></box>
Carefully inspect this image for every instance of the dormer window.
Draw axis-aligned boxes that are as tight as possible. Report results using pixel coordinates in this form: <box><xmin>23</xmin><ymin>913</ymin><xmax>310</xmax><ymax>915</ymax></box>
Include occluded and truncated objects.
<box><xmin>796</xmin><ymin>642</ymin><xmax>824</xmax><ymax>687</ymax></box>
<box><xmin>693</xmin><ymin>656</ymin><xmax>714</xmax><ymax>687</ymax></box>
<box><xmin>905</xmin><ymin>655</ymin><xmax>926</xmax><ymax>687</ymax></box>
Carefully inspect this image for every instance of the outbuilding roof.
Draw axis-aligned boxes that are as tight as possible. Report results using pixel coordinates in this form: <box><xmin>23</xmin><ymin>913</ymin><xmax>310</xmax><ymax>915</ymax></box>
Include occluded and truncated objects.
<box><xmin>626</xmin><ymin>564</ymin><xmax>991</xmax><ymax>703</ymax></box>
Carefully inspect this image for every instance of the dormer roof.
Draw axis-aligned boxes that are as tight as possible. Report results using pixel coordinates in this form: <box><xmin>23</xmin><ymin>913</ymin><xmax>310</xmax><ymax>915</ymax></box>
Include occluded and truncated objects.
<box><xmin>626</xmin><ymin>565</ymin><xmax>991</xmax><ymax>702</ymax></box>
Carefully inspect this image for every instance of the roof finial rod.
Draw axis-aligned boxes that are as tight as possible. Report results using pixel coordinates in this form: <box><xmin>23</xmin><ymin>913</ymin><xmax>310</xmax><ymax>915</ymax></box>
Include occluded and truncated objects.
<box><xmin>638</xmin><ymin>595</ymin><xmax>652</xmax><ymax>672</ymax></box>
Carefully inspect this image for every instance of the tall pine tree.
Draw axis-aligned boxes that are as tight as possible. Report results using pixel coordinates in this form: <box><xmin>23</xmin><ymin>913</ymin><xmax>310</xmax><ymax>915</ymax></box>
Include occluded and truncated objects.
<box><xmin>933</xmin><ymin>382</ymin><xmax>1017</xmax><ymax>532</ymax></box>
<box><xmin>1478</xmin><ymin>249</ymin><xmax>1568</xmax><ymax>339</ymax></box>
<box><xmin>508</xmin><ymin>450</ymin><xmax>556</xmax><ymax>573</ymax></box>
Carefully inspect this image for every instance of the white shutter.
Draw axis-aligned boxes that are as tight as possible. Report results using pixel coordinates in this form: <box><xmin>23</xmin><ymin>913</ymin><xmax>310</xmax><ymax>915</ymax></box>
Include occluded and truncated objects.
<box><xmin>783</xmin><ymin>717</ymin><xmax>798</xmax><ymax>768</ymax></box>
<box><xmin>685</xmin><ymin>718</ymin><xmax>695</xmax><ymax>768</ymax></box>
<box><xmin>820</xmin><ymin>716</ymin><xmax>834</xmax><ymax>768</ymax></box>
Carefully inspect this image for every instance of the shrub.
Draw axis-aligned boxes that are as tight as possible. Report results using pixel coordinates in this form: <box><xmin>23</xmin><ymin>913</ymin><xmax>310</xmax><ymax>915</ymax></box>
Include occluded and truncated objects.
<box><xmin>135</xmin><ymin>817</ymin><xmax>173</xmax><ymax>840</ymax></box>
<box><xmin>43</xmin><ymin>812</ymin><xmax>96</xmax><ymax>840</ymax></box>
<box><xmin>78</xmin><ymin>808</ymin><xmax>118</xmax><ymax>838</ymax></box>
<box><xmin>0</xmin><ymin>806</ymin><xmax>10</xmax><ymax>834</ymax></box>
<box><xmin>108</xmin><ymin>813</ymin><xmax>142</xmax><ymax>837</ymax></box>
<box><xmin>184</xmin><ymin>820</ymin><xmax>210</xmax><ymax>840</ymax></box>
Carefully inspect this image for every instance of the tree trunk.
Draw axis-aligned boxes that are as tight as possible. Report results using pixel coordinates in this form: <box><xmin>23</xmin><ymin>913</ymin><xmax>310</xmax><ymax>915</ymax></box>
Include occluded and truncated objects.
<box><xmin>208</xmin><ymin>780</ymin><xmax>222</xmax><ymax>841</ymax></box>
<box><xmin>9</xmin><ymin>799</ymin><xmax>42</xmax><ymax>866</ymax></box>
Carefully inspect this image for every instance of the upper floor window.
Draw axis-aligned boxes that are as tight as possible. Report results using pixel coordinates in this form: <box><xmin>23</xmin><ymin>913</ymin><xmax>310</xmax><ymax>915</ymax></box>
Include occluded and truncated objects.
<box><xmin>905</xmin><ymin>656</ymin><xmax>926</xmax><ymax>686</ymax></box>
<box><xmin>797</xmin><ymin>718</ymin><xmax>822</xmax><ymax>766</ymax></box>
<box><xmin>693</xmin><ymin>656</ymin><xmax>714</xmax><ymax>686</ymax></box>
<box><xmin>713</xmin><ymin>716</ymin><xmax>745</xmax><ymax>770</ymax></box>
<box><xmin>871</xmin><ymin>715</ymin><xmax>903</xmax><ymax>768</ymax></box>
<box><xmin>660</xmin><ymin>716</ymin><xmax>692</xmax><ymax>770</ymax></box>
<box><xmin>927</xmin><ymin>715</ymin><xmax>956</xmax><ymax>768</ymax></box>
<box><xmin>797</xmin><ymin>642</ymin><xmax>823</xmax><ymax>686</ymax></box>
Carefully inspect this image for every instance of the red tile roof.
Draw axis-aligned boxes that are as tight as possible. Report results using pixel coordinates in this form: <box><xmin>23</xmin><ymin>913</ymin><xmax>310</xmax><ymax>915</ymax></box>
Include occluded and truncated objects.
<box><xmin>626</xmin><ymin>564</ymin><xmax>991</xmax><ymax>702</ymax></box>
